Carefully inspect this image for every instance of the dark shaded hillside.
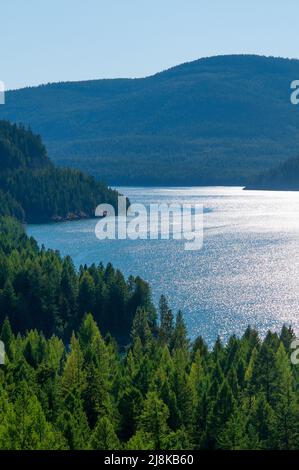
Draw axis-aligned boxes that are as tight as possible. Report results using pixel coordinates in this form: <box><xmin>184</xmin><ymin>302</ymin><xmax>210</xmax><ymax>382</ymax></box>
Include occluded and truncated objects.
<box><xmin>1</xmin><ymin>55</ymin><xmax>299</xmax><ymax>184</ymax></box>
<box><xmin>0</xmin><ymin>121</ymin><xmax>120</xmax><ymax>222</ymax></box>
<box><xmin>245</xmin><ymin>154</ymin><xmax>299</xmax><ymax>190</ymax></box>
<box><xmin>0</xmin><ymin>121</ymin><xmax>50</xmax><ymax>171</ymax></box>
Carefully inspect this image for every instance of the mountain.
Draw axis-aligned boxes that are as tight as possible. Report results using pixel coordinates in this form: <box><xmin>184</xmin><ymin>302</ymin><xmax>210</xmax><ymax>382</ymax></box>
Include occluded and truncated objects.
<box><xmin>245</xmin><ymin>154</ymin><xmax>299</xmax><ymax>190</ymax></box>
<box><xmin>0</xmin><ymin>120</ymin><xmax>120</xmax><ymax>222</ymax></box>
<box><xmin>1</xmin><ymin>55</ymin><xmax>299</xmax><ymax>185</ymax></box>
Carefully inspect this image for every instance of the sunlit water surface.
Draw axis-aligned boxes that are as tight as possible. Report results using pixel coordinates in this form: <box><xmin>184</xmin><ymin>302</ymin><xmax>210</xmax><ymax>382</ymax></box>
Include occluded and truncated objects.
<box><xmin>27</xmin><ymin>187</ymin><xmax>299</xmax><ymax>345</ymax></box>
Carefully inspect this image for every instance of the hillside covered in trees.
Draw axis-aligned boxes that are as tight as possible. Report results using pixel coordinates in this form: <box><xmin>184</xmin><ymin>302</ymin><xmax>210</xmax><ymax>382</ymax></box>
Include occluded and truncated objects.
<box><xmin>0</xmin><ymin>121</ymin><xmax>120</xmax><ymax>222</ymax></box>
<box><xmin>0</xmin><ymin>216</ymin><xmax>153</xmax><ymax>344</ymax></box>
<box><xmin>245</xmin><ymin>155</ymin><xmax>299</xmax><ymax>190</ymax></box>
<box><xmin>1</xmin><ymin>55</ymin><xmax>299</xmax><ymax>185</ymax></box>
<box><xmin>0</xmin><ymin>296</ymin><xmax>298</xmax><ymax>449</ymax></box>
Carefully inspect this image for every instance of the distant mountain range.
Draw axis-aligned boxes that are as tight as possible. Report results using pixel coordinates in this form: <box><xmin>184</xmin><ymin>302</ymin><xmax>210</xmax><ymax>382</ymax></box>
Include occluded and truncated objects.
<box><xmin>1</xmin><ymin>55</ymin><xmax>299</xmax><ymax>185</ymax></box>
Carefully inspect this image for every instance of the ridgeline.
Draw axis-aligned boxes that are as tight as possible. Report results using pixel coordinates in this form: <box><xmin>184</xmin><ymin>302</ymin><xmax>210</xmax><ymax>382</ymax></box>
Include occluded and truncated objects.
<box><xmin>1</xmin><ymin>55</ymin><xmax>299</xmax><ymax>185</ymax></box>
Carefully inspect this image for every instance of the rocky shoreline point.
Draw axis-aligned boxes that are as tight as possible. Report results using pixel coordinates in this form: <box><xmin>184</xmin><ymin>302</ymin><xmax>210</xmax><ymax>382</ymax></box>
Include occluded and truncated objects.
<box><xmin>51</xmin><ymin>211</ymin><xmax>89</xmax><ymax>222</ymax></box>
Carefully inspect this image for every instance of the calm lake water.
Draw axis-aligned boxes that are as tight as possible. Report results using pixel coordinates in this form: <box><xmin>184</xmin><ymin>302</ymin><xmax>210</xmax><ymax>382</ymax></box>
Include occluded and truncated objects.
<box><xmin>27</xmin><ymin>186</ymin><xmax>299</xmax><ymax>345</ymax></box>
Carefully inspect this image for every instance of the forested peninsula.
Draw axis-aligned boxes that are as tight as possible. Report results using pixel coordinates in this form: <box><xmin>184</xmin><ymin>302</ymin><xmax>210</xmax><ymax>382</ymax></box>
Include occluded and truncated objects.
<box><xmin>0</xmin><ymin>120</ymin><xmax>120</xmax><ymax>223</ymax></box>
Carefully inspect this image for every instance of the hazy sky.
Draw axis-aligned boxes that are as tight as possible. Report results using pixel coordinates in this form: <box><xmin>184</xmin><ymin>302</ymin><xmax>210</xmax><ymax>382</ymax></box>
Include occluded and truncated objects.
<box><xmin>1</xmin><ymin>0</ymin><xmax>298</xmax><ymax>89</ymax></box>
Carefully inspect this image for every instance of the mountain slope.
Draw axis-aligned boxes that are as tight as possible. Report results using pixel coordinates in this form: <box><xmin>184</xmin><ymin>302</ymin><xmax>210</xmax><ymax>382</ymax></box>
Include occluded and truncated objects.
<box><xmin>0</xmin><ymin>120</ymin><xmax>120</xmax><ymax>222</ymax></box>
<box><xmin>1</xmin><ymin>55</ymin><xmax>299</xmax><ymax>184</ymax></box>
<box><xmin>245</xmin><ymin>154</ymin><xmax>299</xmax><ymax>190</ymax></box>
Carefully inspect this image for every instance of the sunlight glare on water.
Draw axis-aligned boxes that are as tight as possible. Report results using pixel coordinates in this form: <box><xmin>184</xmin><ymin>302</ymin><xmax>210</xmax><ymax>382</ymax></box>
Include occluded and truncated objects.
<box><xmin>27</xmin><ymin>187</ymin><xmax>299</xmax><ymax>345</ymax></box>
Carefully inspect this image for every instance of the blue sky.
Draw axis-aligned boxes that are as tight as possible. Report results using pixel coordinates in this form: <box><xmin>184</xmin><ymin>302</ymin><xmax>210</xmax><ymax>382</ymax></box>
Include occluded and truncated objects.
<box><xmin>1</xmin><ymin>0</ymin><xmax>298</xmax><ymax>89</ymax></box>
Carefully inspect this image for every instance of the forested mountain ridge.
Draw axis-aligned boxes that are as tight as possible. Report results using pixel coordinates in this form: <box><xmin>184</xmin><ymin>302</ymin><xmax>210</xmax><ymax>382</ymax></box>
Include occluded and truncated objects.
<box><xmin>1</xmin><ymin>55</ymin><xmax>299</xmax><ymax>185</ymax></box>
<box><xmin>245</xmin><ymin>154</ymin><xmax>299</xmax><ymax>190</ymax></box>
<box><xmin>0</xmin><ymin>120</ymin><xmax>120</xmax><ymax>222</ymax></box>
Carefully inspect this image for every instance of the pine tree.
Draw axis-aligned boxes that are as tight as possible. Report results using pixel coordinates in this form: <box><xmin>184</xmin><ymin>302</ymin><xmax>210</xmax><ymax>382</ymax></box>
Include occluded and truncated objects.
<box><xmin>217</xmin><ymin>406</ymin><xmax>248</xmax><ymax>450</ymax></box>
<box><xmin>139</xmin><ymin>391</ymin><xmax>170</xmax><ymax>449</ymax></box>
<box><xmin>79</xmin><ymin>314</ymin><xmax>117</xmax><ymax>427</ymax></box>
<box><xmin>173</xmin><ymin>350</ymin><xmax>194</xmax><ymax>432</ymax></box>
<box><xmin>250</xmin><ymin>333</ymin><xmax>278</xmax><ymax>403</ymax></box>
<box><xmin>58</xmin><ymin>256</ymin><xmax>78</xmax><ymax>336</ymax></box>
<box><xmin>78</xmin><ymin>270</ymin><xmax>95</xmax><ymax>314</ymax></box>
<box><xmin>126</xmin><ymin>430</ymin><xmax>154</xmax><ymax>450</ymax></box>
<box><xmin>162</xmin><ymin>428</ymin><xmax>192</xmax><ymax>450</ymax></box>
<box><xmin>248</xmin><ymin>393</ymin><xmax>276</xmax><ymax>449</ymax></box>
<box><xmin>158</xmin><ymin>295</ymin><xmax>174</xmax><ymax>345</ymax></box>
<box><xmin>131</xmin><ymin>307</ymin><xmax>152</xmax><ymax>350</ymax></box>
<box><xmin>170</xmin><ymin>311</ymin><xmax>189</xmax><ymax>358</ymax></box>
<box><xmin>207</xmin><ymin>379</ymin><xmax>235</xmax><ymax>448</ymax></box>
<box><xmin>89</xmin><ymin>416</ymin><xmax>120</xmax><ymax>450</ymax></box>
<box><xmin>56</xmin><ymin>392</ymin><xmax>90</xmax><ymax>450</ymax></box>
<box><xmin>189</xmin><ymin>349</ymin><xmax>205</xmax><ymax>407</ymax></box>
<box><xmin>280</xmin><ymin>325</ymin><xmax>296</xmax><ymax>354</ymax></box>
<box><xmin>118</xmin><ymin>385</ymin><xmax>144</xmax><ymax>441</ymax></box>
<box><xmin>0</xmin><ymin>317</ymin><xmax>14</xmax><ymax>359</ymax></box>
<box><xmin>272</xmin><ymin>343</ymin><xmax>299</xmax><ymax>449</ymax></box>
<box><xmin>61</xmin><ymin>334</ymin><xmax>87</xmax><ymax>397</ymax></box>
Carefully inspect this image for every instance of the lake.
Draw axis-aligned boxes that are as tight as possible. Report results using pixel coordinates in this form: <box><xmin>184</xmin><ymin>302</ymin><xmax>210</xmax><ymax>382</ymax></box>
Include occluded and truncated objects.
<box><xmin>27</xmin><ymin>186</ymin><xmax>299</xmax><ymax>345</ymax></box>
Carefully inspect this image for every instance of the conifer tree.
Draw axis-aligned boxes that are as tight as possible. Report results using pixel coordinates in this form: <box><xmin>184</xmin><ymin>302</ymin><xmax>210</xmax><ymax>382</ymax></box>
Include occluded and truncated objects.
<box><xmin>272</xmin><ymin>343</ymin><xmax>299</xmax><ymax>449</ymax></box>
<box><xmin>61</xmin><ymin>334</ymin><xmax>87</xmax><ymax>397</ymax></box>
<box><xmin>139</xmin><ymin>391</ymin><xmax>170</xmax><ymax>449</ymax></box>
<box><xmin>79</xmin><ymin>314</ymin><xmax>117</xmax><ymax>427</ymax></box>
<box><xmin>89</xmin><ymin>416</ymin><xmax>120</xmax><ymax>450</ymax></box>
<box><xmin>131</xmin><ymin>307</ymin><xmax>152</xmax><ymax>349</ymax></box>
<box><xmin>158</xmin><ymin>295</ymin><xmax>174</xmax><ymax>345</ymax></box>
<box><xmin>170</xmin><ymin>311</ymin><xmax>189</xmax><ymax>361</ymax></box>
<box><xmin>0</xmin><ymin>317</ymin><xmax>14</xmax><ymax>359</ymax></box>
<box><xmin>217</xmin><ymin>406</ymin><xmax>249</xmax><ymax>450</ymax></box>
<box><xmin>248</xmin><ymin>393</ymin><xmax>276</xmax><ymax>449</ymax></box>
<box><xmin>56</xmin><ymin>392</ymin><xmax>90</xmax><ymax>450</ymax></box>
